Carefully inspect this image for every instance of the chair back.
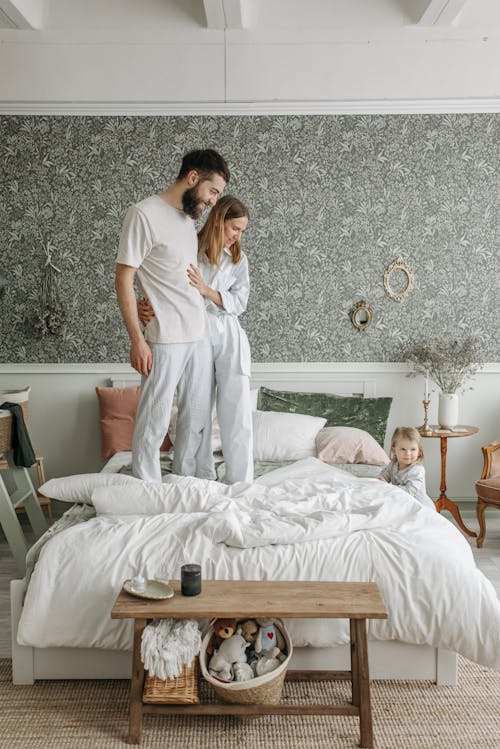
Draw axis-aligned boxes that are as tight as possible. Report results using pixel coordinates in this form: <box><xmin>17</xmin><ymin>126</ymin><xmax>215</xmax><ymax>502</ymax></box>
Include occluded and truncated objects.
<box><xmin>482</xmin><ymin>441</ymin><xmax>500</xmax><ymax>480</ymax></box>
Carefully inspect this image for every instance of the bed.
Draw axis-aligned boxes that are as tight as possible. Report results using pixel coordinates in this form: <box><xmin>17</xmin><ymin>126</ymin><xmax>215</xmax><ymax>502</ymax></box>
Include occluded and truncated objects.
<box><xmin>11</xmin><ymin>378</ymin><xmax>499</xmax><ymax>686</ymax></box>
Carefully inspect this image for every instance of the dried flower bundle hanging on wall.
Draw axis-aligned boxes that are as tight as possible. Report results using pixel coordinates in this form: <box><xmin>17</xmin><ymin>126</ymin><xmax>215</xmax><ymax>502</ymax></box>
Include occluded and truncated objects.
<box><xmin>34</xmin><ymin>240</ymin><xmax>68</xmax><ymax>337</ymax></box>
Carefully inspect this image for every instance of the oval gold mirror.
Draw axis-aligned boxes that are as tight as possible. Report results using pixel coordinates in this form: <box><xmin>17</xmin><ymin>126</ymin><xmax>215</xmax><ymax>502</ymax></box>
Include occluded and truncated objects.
<box><xmin>350</xmin><ymin>300</ymin><xmax>374</xmax><ymax>332</ymax></box>
<box><xmin>383</xmin><ymin>256</ymin><xmax>414</xmax><ymax>302</ymax></box>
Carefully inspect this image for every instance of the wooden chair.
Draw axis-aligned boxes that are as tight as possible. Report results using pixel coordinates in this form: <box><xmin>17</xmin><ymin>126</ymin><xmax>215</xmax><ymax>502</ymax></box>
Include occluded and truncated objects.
<box><xmin>476</xmin><ymin>441</ymin><xmax>500</xmax><ymax>548</ymax></box>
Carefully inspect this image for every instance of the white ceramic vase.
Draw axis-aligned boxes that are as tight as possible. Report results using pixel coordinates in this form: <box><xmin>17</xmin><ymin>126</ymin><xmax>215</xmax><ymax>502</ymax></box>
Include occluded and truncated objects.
<box><xmin>438</xmin><ymin>393</ymin><xmax>459</xmax><ymax>429</ymax></box>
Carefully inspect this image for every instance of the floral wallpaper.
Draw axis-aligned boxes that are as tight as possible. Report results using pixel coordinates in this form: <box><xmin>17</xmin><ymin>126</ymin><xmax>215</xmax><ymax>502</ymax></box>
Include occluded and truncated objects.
<box><xmin>0</xmin><ymin>114</ymin><xmax>499</xmax><ymax>363</ymax></box>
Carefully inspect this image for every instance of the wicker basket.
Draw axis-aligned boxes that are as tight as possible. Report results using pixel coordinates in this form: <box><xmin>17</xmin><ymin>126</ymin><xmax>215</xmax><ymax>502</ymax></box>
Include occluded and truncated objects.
<box><xmin>0</xmin><ymin>400</ymin><xmax>30</xmax><ymax>453</ymax></box>
<box><xmin>200</xmin><ymin>620</ymin><xmax>292</xmax><ymax>705</ymax></box>
<box><xmin>143</xmin><ymin>659</ymin><xmax>200</xmax><ymax>704</ymax></box>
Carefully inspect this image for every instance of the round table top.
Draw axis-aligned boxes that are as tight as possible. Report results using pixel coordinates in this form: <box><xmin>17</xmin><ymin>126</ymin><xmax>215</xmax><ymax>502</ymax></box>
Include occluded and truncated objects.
<box><xmin>419</xmin><ymin>425</ymin><xmax>479</xmax><ymax>439</ymax></box>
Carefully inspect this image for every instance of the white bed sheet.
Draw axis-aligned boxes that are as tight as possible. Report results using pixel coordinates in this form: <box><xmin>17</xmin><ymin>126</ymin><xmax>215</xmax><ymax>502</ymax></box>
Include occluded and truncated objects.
<box><xmin>101</xmin><ymin>451</ymin><xmax>382</xmax><ymax>480</ymax></box>
<box><xmin>17</xmin><ymin>458</ymin><xmax>500</xmax><ymax>671</ymax></box>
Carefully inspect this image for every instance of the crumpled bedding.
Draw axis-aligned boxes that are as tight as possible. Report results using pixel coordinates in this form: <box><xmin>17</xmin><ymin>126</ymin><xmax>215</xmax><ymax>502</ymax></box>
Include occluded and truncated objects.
<box><xmin>17</xmin><ymin>458</ymin><xmax>500</xmax><ymax>670</ymax></box>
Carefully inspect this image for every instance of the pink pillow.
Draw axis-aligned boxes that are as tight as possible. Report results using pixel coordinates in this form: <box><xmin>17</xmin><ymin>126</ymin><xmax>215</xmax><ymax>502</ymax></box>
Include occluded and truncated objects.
<box><xmin>315</xmin><ymin>426</ymin><xmax>389</xmax><ymax>466</ymax></box>
<box><xmin>96</xmin><ymin>387</ymin><xmax>171</xmax><ymax>460</ymax></box>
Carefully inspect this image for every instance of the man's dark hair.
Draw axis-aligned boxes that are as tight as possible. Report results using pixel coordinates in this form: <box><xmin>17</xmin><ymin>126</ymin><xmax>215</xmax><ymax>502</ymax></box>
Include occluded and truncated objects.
<box><xmin>178</xmin><ymin>149</ymin><xmax>230</xmax><ymax>184</ymax></box>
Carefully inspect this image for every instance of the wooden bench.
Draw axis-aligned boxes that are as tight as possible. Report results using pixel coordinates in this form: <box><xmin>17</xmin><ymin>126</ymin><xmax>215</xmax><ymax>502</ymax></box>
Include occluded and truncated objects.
<box><xmin>111</xmin><ymin>579</ymin><xmax>388</xmax><ymax>747</ymax></box>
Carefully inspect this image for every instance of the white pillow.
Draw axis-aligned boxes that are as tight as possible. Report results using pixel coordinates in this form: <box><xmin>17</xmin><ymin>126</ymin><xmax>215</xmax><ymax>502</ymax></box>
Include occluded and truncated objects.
<box><xmin>253</xmin><ymin>410</ymin><xmax>327</xmax><ymax>462</ymax></box>
<box><xmin>250</xmin><ymin>388</ymin><xmax>259</xmax><ymax>410</ymax></box>
<box><xmin>39</xmin><ymin>472</ymin><xmax>144</xmax><ymax>505</ymax></box>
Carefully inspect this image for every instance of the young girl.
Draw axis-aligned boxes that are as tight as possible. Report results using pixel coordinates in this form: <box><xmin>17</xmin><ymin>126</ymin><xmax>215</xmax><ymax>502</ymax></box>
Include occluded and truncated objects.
<box><xmin>378</xmin><ymin>427</ymin><xmax>435</xmax><ymax>509</ymax></box>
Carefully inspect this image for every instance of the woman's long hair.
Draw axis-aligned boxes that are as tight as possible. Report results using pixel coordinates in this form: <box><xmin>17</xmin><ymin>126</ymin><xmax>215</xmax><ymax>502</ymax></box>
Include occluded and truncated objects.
<box><xmin>198</xmin><ymin>195</ymin><xmax>249</xmax><ymax>266</ymax></box>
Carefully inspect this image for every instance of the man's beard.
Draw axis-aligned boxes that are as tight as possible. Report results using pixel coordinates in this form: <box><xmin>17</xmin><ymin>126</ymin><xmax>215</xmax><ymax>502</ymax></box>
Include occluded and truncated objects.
<box><xmin>182</xmin><ymin>185</ymin><xmax>206</xmax><ymax>219</ymax></box>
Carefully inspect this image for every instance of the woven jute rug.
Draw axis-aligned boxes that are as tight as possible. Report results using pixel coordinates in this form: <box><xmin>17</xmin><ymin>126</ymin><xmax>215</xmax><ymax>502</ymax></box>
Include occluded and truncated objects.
<box><xmin>1</xmin><ymin>657</ymin><xmax>499</xmax><ymax>749</ymax></box>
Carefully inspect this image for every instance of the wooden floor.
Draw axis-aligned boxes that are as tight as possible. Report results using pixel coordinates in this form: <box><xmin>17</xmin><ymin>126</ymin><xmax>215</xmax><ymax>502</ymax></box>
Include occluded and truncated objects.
<box><xmin>1</xmin><ymin>507</ymin><xmax>500</xmax><ymax>659</ymax></box>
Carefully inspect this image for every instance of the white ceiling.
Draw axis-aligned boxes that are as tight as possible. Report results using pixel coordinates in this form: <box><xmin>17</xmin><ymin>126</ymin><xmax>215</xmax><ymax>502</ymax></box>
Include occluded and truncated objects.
<box><xmin>1</xmin><ymin>0</ymin><xmax>499</xmax><ymax>33</ymax></box>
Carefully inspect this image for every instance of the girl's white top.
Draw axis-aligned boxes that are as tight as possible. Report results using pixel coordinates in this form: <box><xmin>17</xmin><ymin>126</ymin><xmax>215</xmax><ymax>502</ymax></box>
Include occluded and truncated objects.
<box><xmin>378</xmin><ymin>460</ymin><xmax>435</xmax><ymax>509</ymax></box>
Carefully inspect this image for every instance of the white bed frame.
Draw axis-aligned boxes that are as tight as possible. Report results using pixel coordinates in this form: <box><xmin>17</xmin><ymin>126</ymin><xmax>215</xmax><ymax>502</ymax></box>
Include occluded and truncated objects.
<box><xmin>10</xmin><ymin>578</ymin><xmax>456</xmax><ymax>685</ymax></box>
<box><xmin>10</xmin><ymin>374</ymin><xmax>458</xmax><ymax>685</ymax></box>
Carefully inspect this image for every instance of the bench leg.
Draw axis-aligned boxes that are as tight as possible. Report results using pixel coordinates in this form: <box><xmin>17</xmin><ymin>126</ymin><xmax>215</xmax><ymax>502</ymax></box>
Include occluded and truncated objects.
<box><xmin>128</xmin><ymin>619</ymin><xmax>146</xmax><ymax>744</ymax></box>
<box><xmin>354</xmin><ymin>618</ymin><xmax>373</xmax><ymax>749</ymax></box>
<box><xmin>350</xmin><ymin>618</ymin><xmax>360</xmax><ymax>707</ymax></box>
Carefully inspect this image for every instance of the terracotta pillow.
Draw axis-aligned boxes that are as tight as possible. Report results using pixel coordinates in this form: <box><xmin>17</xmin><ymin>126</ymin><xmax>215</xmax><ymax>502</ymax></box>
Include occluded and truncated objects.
<box><xmin>315</xmin><ymin>426</ymin><xmax>389</xmax><ymax>466</ymax></box>
<box><xmin>96</xmin><ymin>387</ymin><xmax>171</xmax><ymax>460</ymax></box>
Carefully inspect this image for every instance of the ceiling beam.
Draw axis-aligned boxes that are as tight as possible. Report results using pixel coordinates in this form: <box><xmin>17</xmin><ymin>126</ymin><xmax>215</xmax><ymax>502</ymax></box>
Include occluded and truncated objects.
<box><xmin>0</xmin><ymin>0</ymin><xmax>44</xmax><ymax>29</ymax></box>
<box><xmin>202</xmin><ymin>0</ymin><xmax>225</xmax><ymax>29</ymax></box>
<box><xmin>202</xmin><ymin>0</ymin><xmax>260</xmax><ymax>29</ymax></box>
<box><xmin>417</xmin><ymin>0</ymin><xmax>469</xmax><ymax>26</ymax></box>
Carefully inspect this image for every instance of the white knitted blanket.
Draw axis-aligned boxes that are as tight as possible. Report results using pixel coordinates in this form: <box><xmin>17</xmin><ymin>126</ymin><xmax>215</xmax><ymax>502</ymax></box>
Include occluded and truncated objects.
<box><xmin>140</xmin><ymin>618</ymin><xmax>201</xmax><ymax>680</ymax></box>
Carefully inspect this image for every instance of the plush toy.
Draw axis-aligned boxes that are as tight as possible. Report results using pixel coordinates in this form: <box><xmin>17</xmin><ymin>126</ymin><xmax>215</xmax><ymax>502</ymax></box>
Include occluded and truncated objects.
<box><xmin>208</xmin><ymin>632</ymin><xmax>250</xmax><ymax>682</ymax></box>
<box><xmin>207</xmin><ymin>617</ymin><xmax>238</xmax><ymax>655</ymax></box>
<box><xmin>233</xmin><ymin>661</ymin><xmax>254</xmax><ymax>682</ymax></box>
<box><xmin>239</xmin><ymin>618</ymin><xmax>259</xmax><ymax>645</ymax></box>
<box><xmin>255</xmin><ymin>617</ymin><xmax>286</xmax><ymax>660</ymax></box>
<box><xmin>254</xmin><ymin>654</ymin><xmax>281</xmax><ymax>677</ymax></box>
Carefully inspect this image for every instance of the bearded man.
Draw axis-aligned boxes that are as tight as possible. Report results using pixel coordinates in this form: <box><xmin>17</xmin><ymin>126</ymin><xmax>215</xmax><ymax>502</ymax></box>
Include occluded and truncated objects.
<box><xmin>115</xmin><ymin>149</ymin><xmax>230</xmax><ymax>482</ymax></box>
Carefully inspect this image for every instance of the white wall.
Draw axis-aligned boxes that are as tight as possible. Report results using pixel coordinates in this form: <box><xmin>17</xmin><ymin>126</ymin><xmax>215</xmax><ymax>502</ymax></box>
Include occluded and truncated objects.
<box><xmin>1</xmin><ymin>364</ymin><xmax>498</xmax><ymax>505</ymax></box>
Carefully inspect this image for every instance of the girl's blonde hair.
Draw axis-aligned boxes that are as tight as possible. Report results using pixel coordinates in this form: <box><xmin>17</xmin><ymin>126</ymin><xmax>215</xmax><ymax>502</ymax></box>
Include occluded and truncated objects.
<box><xmin>390</xmin><ymin>426</ymin><xmax>424</xmax><ymax>463</ymax></box>
<box><xmin>197</xmin><ymin>195</ymin><xmax>249</xmax><ymax>267</ymax></box>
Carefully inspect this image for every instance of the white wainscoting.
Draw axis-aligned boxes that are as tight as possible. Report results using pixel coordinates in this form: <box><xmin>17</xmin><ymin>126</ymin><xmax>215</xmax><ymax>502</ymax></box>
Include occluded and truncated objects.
<box><xmin>1</xmin><ymin>363</ymin><xmax>499</xmax><ymax>504</ymax></box>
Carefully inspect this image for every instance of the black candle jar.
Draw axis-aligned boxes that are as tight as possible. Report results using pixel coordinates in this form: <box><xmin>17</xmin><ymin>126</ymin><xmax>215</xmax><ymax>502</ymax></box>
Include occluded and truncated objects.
<box><xmin>181</xmin><ymin>564</ymin><xmax>202</xmax><ymax>596</ymax></box>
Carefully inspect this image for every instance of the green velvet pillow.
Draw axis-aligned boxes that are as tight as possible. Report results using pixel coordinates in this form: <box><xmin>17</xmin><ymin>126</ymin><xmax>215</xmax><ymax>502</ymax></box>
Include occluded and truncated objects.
<box><xmin>257</xmin><ymin>387</ymin><xmax>392</xmax><ymax>448</ymax></box>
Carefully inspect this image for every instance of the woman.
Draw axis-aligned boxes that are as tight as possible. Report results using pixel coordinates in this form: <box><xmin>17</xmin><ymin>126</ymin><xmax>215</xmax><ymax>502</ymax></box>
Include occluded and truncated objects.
<box><xmin>139</xmin><ymin>195</ymin><xmax>253</xmax><ymax>483</ymax></box>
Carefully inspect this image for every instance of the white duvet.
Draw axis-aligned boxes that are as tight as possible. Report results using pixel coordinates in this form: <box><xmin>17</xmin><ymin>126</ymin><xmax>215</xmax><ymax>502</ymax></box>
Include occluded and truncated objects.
<box><xmin>18</xmin><ymin>458</ymin><xmax>500</xmax><ymax>669</ymax></box>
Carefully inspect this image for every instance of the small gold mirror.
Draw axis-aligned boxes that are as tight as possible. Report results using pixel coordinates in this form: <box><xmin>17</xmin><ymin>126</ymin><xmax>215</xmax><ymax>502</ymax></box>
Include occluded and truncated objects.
<box><xmin>350</xmin><ymin>300</ymin><xmax>374</xmax><ymax>332</ymax></box>
<box><xmin>383</xmin><ymin>256</ymin><xmax>414</xmax><ymax>302</ymax></box>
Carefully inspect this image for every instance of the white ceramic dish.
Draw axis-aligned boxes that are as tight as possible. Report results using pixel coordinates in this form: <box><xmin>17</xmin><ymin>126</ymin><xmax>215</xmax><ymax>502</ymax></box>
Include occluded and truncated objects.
<box><xmin>123</xmin><ymin>579</ymin><xmax>175</xmax><ymax>600</ymax></box>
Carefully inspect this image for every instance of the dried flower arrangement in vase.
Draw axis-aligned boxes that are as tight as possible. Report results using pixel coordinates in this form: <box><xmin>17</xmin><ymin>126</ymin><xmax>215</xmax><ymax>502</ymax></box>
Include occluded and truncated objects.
<box><xmin>406</xmin><ymin>338</ymin><xmax>483</xmax><ymax>429</ymax></box>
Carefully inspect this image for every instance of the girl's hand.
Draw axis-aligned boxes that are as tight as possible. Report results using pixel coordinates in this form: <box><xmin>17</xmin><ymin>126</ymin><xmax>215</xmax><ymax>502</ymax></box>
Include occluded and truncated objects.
<box><xmin>137</xmin><ymin>298</ymin><xmax>155</xmax><ymax>325</ymax></box>
<box><xmin>187</xmin><ymin>264</ymin><xmax>209</xmax><ymax>297</ymax></box>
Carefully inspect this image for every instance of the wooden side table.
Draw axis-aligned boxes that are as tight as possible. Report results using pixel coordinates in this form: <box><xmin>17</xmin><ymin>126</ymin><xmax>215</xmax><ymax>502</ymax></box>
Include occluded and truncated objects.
<box><xmin>111</xmin><ymin>579</ymin><xmax>388</xmax><ymax>748</ymax></box>
<box><xmin>420</xmin><ymin>425</ymin><xmax>478</xmax><ymax>537</ymax></box>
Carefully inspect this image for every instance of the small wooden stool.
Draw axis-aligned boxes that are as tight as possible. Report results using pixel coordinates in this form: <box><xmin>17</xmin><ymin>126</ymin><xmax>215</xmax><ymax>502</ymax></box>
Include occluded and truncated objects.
<box><xmin>13</xmin><ymin>451</ymin><xmax>53</xmax><ymax>524</ymax></box>
<box><xmin>0</xmin><ymin>449</ymin><xmax>49</xmax><ymax>576</ymax></box>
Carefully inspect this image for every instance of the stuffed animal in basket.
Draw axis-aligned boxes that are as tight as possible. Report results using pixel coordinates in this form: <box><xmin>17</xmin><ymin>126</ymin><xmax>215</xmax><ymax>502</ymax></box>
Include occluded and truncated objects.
<box><xmin>255</xmin><ymin>617</ymin><xmax>286</xmax><ymax>659</ymax></box>
<box><xmin>208</xmin><ymin>631</ymin><xmax>250</xmax><ymax>682</ymax></box>
<box><xmin>233</xmin><ymin>661</ymin><xmax>254</xmax><ymax>682</ymax></box>
<box><xmin>252</xmin><ymin>617</ymin><xmax>287</xmax><ymax>676</ymax></box>
<box><xmin>206</xmin><ymin>617</ymin><xmax>238</xmax><ymax>655</ymax></box>
<box><xmin>239</xmin><ymin>618</ymin><xmax>259</xmax><ymax>645</ymax></box>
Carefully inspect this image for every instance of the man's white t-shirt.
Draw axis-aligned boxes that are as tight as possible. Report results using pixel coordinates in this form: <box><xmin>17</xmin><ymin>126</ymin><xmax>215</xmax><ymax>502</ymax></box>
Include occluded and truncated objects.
<box><xmin>117</xmin><ymin>195</ymin><xmax>210</xmax><ymax>344</ymax></box>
